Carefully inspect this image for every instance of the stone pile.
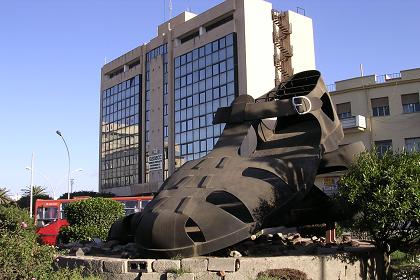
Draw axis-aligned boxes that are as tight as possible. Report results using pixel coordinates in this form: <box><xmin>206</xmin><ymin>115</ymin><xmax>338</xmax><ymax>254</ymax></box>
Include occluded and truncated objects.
<box><xmin>58</xmin><ymin>231</ymin><xmax>365</xmax><ymax>259</ymax></box>
<box><xmin>221</xmin><ymin>232</ymin><xmax>363</xmax><ymax>257</ymax></box>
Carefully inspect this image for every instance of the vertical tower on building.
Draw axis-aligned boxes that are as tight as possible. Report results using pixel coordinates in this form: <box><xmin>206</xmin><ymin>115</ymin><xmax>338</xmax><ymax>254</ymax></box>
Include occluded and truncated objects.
<box><xmin>99</xmin><ymin>0</ymin><xmax>316</xmax><ymax>196</ymax></box>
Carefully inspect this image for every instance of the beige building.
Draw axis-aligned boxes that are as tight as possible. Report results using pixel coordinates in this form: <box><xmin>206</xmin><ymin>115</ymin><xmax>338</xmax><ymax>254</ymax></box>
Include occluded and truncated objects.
<box><xmin>99</xmin><ymin>0</ymin><xmax>316</xmax><ymax>195</ymax></box>
<box><xmin>316</xmin><ymin>68</ymin><xmax>420</xmax><ymax>193</ymax></box>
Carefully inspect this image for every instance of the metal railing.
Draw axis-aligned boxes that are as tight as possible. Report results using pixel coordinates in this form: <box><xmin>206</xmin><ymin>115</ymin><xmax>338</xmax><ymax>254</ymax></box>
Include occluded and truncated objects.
<box><xmin>375</xmin><ymin>72</ymin><xmax>401</xmax><ymax>84</ymax></box>
<box><xmin>327</xmin><ymin>83</ymin><xmax>336</xmax><ymax>92</ymax></box>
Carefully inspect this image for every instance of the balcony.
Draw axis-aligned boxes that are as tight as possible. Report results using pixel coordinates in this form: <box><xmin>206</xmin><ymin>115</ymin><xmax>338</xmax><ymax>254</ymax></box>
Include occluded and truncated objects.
<box><xmin>340</xmin><ymin>115</ymin><xmax>366</xmax><ymax>131</ymax></box>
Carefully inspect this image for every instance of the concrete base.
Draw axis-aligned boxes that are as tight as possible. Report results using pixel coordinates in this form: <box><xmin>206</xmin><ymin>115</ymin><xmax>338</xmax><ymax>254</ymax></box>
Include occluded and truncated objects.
<box><xmin>55</xmin><ymin>250</ymin><xmax>379</xmax><ymax>280</ymax></box>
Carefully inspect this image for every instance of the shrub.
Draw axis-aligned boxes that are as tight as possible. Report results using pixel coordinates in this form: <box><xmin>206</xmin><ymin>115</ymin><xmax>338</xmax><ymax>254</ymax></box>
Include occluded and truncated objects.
<box><xmin>58</xmin><ymin>197</ymin><xmax>124</xmax><ymax>242</ymax></box>
<box><xmin>256</xmin><ymin>268</ymin><xmax>309</xmax><ymax>280</ymax></box>
<box><xmin>0</xmin><ymin>203</ymin><xmax>34</xmax><ymax>232</ymax></box>
<box><xmin>0</xmin><ymin>204</ymin><xmax>55</xmax><ymax>280</ymax></box>
<box><xmin>0</xmin><ymin>204</ymin><xmax>102</xmax><ymax>279</ymax></box>
<box><xmin>58</xmin><ymin>191</ymin><xmax>115</xmax><ymax>199</ymax></box>
<box><xmin>0</xmin><ymin>230</ymin><xmax>55</xmax><ymax>279</ymax></box>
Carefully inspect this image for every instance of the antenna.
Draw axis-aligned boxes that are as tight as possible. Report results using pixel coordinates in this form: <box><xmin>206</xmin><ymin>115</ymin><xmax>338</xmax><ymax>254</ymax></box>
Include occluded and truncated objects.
<box><xmin>164</xmin><ymin>0</ymin><xmax>166</xmax><ymax>21</ymax></box>
<box><xmin>296</xmin><ymin>7</ymin><xmax>305</xmax><ymax>16</ymax></box>
<box><xmin>169</xmin><ymin>0</ymin><xmax>173</xmax><ymax>19</ymax></box>
<box><xmin>360</xmin><ymin>64</ymin><xmax>364</xmax><ymax>77</ymax></box>
<box><xmin>187</xmin><ymin>0</ymin><xmax>191</xmax><ymax>12</ymax></box>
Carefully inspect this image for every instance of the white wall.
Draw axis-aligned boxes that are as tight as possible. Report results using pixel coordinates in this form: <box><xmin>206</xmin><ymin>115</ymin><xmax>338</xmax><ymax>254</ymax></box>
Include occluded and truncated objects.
<box><xmin>242</xmin><ymin>0</ymin><xmax>276</xmax><ymax>98</ymax></box>
<box><xmin>288</xmin><ymin>10</ymin><xmax>316</xmax><ymax>73</ymax></box>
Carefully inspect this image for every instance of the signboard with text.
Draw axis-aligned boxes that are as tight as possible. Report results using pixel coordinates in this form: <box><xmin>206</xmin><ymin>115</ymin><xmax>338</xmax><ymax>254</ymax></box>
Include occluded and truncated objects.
<box><xmin>148</xmin><ymin>154</ymin><xmax>162</xmax><ymax>171</ymax></box>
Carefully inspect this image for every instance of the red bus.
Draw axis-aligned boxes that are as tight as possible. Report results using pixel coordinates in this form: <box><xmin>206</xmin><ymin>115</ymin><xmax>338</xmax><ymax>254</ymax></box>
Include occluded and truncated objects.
<box><xmin>34</xmin><ymin>196</ymin><xmax>153</xmax><ymax>245</ymax></box>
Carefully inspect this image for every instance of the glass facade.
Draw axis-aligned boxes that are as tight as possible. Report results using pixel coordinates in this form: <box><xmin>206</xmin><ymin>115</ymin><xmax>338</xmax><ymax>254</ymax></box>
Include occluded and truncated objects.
<box><xmin>100</xmin><ymin>75</ymin><xmax>141</xmax><ymax>189</ymax></box>
<box><xmin>174</xmin><ymin>33</ymin><xmax>237</xmax><ymax>167</ymax></box>
<box><xmin>145</xmin><ymin>44</ymin><xmax>168</xmax><ymax>182</ymax></box>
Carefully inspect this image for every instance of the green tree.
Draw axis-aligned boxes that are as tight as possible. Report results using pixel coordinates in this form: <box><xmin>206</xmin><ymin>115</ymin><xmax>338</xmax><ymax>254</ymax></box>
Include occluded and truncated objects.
<box><xmin>17</xmin><ymin>186</ymin><xmax>52</xmax><ymax>212</ymax></box>
<box><xmin>21</xmin><ymin>185</ymin><xmax>48</xmax><ymax>197</ymax></box>
<box><xmin>0</xmin><ymin>187</ymin><xmax>12</xmax><ymax>205</ymax></box>
<box><xmin>58</xmin><ymin>190</ymin><xmax>115</xmax><ymax>199</ymax></box>
<box><xmin>338</xmin><ymin>149</ymin><xmax>420</xmax><ymax>279</ymax></box>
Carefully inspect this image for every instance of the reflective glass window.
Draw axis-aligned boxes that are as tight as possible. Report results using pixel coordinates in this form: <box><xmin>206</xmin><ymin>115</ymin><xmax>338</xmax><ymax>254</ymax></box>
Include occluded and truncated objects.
<box><xmin>174</xmin><ymin>33</ymin><xmax>237</xmax><ymax>169</ymax></box>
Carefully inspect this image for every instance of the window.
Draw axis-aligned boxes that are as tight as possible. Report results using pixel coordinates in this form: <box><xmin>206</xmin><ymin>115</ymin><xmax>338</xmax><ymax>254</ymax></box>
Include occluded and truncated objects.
<box><xmin>375</xmin><ymin>140</ymin><xmax>392</xmax><ymax>156</ymax></box>
<box><xmin>336</xmin><ymin>102</ymin><xmax>351</xmax><ymax>119</ymax></box>
<box><xmin>100</xmin><ymin>75</ymin><xmax>141</xmax><ymax>189</ymax></box>
<box><xmin>205</xmin><ymin>14</ymin><xmax>234</xmax><ymax>32</ymax></box>
<box><xmin>401</xmin><ymin>93</ymin><xmax>420</xmax><ymax>114</ymax></box>
<box><xmin>174</xmin><ymin>33</ymin><xmax>236</xmax><ymax>169</ymax></box>
<box><xmin>405</xmin><ymin>137</ymin><xmax>420</xmax><ymax>152</ymax></box>
<box><xmin>371</xmin><ymin>97</ymin><xmax>390</xmax><ymax>117</ymax></box>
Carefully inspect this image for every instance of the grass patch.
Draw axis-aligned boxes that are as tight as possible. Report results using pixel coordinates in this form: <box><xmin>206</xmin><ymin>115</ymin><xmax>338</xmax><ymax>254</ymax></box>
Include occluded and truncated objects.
<box><xmin>167</xmin><ymin>267</ymin><xmax>190</xmax><ymax>275</ymax></box>
<box><xmin>391</xmin><ymin>251</ymin><xmax>419</xmax><ymax>280</ymax></box>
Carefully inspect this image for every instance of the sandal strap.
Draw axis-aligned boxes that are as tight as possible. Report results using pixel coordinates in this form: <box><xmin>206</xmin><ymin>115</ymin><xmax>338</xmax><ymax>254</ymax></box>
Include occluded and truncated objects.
<box><xmin>213</xmin><ymin>95</ymin><xmax>323</xmax><ymax>124</ymax></box>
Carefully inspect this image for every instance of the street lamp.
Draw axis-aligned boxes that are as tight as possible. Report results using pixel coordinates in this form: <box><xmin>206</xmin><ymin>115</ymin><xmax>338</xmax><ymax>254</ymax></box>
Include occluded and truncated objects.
<box><xmin>27</xmin><ymin>153</ymin><xmax>34</xmax><ymax>218</ymax></box>
<box><xmin>25</xmin><ymin>167</ymin><xmax>55</xmax><ymax>199</ymax></box>
<box><xmin>70</xmin><ymin>168</ymin><xmax>83</xmax><ymax>194</ymax></box>
<box><xmin>56</xmin><ymin>130</ymin><xmax>71</xmax><ymax>199</ymax></box>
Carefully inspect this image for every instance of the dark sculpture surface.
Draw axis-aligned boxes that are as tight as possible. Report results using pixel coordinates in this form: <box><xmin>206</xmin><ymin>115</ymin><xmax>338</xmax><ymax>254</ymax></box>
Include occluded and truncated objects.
<box><xmin>108</xmin><ymin>70</ymin><xmax>365</xmax><ymax>258</ymax></box>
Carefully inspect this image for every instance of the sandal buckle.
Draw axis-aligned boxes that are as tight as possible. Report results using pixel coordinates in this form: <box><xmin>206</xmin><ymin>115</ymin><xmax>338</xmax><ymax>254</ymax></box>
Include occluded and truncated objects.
<box><xmin>292</xmin><ymin>96</ymin><xmax>312</xmax><ymax>115</ymax></box>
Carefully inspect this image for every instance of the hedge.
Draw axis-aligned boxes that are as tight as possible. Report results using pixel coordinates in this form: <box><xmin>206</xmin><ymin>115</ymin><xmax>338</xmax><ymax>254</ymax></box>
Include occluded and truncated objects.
<box><xmin>58</xmin><ymin>197</ymin><xmax>125</xmax><ymax>243</ymax></box>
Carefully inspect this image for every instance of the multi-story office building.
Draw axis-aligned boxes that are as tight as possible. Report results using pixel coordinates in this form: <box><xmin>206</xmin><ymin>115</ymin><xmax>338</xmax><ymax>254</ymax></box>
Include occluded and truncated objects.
<box><xmin>316</xmin><ymin>68</ymin><xmax>420</xmax><ymax>194</ymax></box>
<box><xmin>99</xmin><ymin>0</ymin><xmax>316</xmax><ymax>195</ymax></box>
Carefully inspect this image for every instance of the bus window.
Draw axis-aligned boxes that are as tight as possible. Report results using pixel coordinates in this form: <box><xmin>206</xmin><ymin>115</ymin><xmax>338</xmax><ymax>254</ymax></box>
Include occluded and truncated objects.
<box><xmin>36</xmin><ymin>207</ymin><xmax>58</xmax><ymax>227</ymax></box>
<box><xmin>60</xmin><ymin>203</ymin><xmax>69</xmax><ymax>219</ymax></box>
<box><xmin>121</xmin><ymin>200</ymin><xmax>139</xmax><ymax>215</ymax></box>
<box><xmin>141</xmin><ymin>200</ymin><xmax>151</xmax><ymax>211</ymax></box>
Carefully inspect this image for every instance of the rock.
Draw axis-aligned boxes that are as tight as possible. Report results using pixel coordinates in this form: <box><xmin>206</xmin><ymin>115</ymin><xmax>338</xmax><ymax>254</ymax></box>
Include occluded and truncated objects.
<box><xmin>273</xmin><ymin>233</ymin><xmax>284</xmax><ymax>240</ymax></box>
<box><xmin>250</xmin><ymin>235</ymin><xmax>257</xmax><ymax>241</ymax></box>
<box><xmin>299</xmin><ymin>239</ymin><xmax>312</xmax><ymax>246</ymax></box>
<box><xmin>60</xmin><ymin>242</ymin><xmax>82</xmax><ymax>250</ymax></box>
<box><xmin>92</xmin><ymin>238</ymin><xmax>103</xmax><ymax>245</ymax></box>
<box><xmin>125</xmin><ymin>243</ymin><xmax>138</xmax><ymax>251</ymax></box>
<box><xmin>291</xmin><ymin>238</ymin><xmax>303</xmax><ymax>245</ymax></box>
<box><xmin>272</xmin><ymin>233</ymin><xmax>287</xmax><ymax>246</ymax></box>
<box><xmin>351</xmin><ymin>240</ymin><xmax>360</xmax><ymax>247</ymax></box>
<box><xmin>311</xmin><ymin>236</ymin><xmax>318</xmax><ymax>241</ymax></box>
<box><xmin>74</xmin><ymin>247</ymin><xmax>91</xmax><ymax>256</ymax></box>
<box><xmin>89</xmin><ymin>246</ymin><xmax>111</xmax><ymax>255</ymax></box>
<box><xmin>342</xmin><ymin>233</ymin><xmax>352</xmax><ymax>243</ymax></box>
<box><xmin>287</xmin><ymin>233</ymin><xmax>300</xmax><ymax>241</ymax></box>
<box><xmin>320</xmin><ymin>237</ymin><xmax>326</xmax><ymax>242</ymax></box>
<box><xmin>255</xmin><ymin>235</ymin><xmax>269</xmax><ymax>244</ymax></box>
<box><xmin>111</xmin><ymin>245</ymin><xmax>126</xmax><ymax>254</ymax></box>
<box><xmin>103</xmin><ymin>240</ymin><xmax>121</xmax><ymax>248</ymax></box>
<box><xmin>229</xmin><ymin>250</ymin><xmax>242</xmax><ymax>258</ymax></box>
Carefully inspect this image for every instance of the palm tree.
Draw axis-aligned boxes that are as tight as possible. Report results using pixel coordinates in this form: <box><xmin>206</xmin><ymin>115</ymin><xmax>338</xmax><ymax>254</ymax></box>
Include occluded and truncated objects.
<box><xmin>0</xmin><ymin>187</ymin><xmax>12</xmax><ymax>205</ymax></box>
<box><xmin>21</xmin><ymin>185</ymin><xmax>48</xmax><ymax>197</ymax></box>
<box><xmin>18</xmin><ymin>186</ymin><xmax>52</xmax><ymax>211</ymax></box>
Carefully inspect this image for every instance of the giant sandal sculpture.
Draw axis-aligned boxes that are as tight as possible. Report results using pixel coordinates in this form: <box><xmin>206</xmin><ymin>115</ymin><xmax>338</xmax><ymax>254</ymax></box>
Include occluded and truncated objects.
<box><xmin>108</xmin><ymin>70</ymin><xmax>365</xmax><ymax>258</ymax></box>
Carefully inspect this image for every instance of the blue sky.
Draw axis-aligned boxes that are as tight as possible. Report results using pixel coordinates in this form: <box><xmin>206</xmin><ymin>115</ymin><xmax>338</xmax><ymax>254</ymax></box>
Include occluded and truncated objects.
<box><xmin>0</xmin><ymin>0</ymin><xmax>419</xmax><ymax>198</ymax></box>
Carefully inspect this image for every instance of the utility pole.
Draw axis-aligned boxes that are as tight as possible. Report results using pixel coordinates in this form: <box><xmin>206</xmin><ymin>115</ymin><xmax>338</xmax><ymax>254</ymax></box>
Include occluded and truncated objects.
<box><xmin>29</xmin><ymin>152</ymin><xmax>34</xmax><ymax>218</ymax></box>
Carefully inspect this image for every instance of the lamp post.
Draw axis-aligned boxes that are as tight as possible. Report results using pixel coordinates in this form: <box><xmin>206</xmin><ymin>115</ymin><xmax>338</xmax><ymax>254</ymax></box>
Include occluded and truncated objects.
<box><xmin>70</xmin><ymin>168</ymin><xmax>83</xmax><ymax>194</ymax></box>
<box><xmin>28</xmin><ymin>153</ymin><xmax>34</xmax><ymax>218</ymax></box>
<box><xmin>56</xmin><ymin>130</ymin><xmax>71</xmax><ymax>199</ymax></box>
<box><xmin>25</xmin><ymin>167</ymin><xmax>55</xmax><ymax>199</ymax></box>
